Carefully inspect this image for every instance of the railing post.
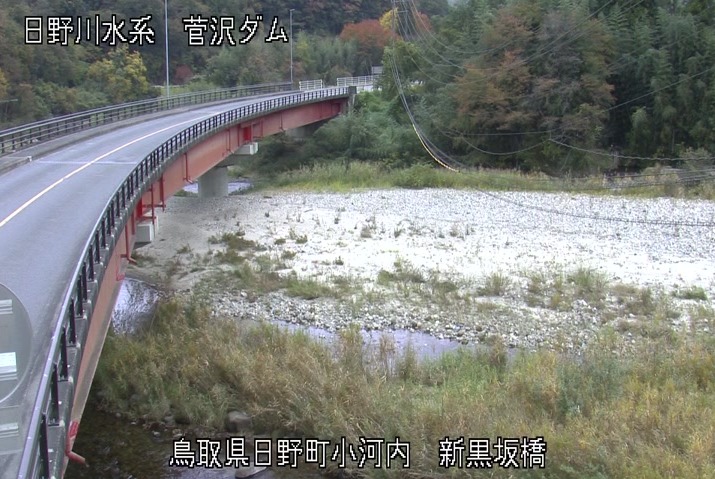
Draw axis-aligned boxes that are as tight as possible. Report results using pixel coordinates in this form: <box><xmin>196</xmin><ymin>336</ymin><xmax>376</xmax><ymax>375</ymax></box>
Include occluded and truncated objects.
<box><xmin>39</xmin><ymin>414</ymin><xmax>50</xmax><ymax>479</ymax></box>
<box><xmin>87</xmin><ymin>250</ymin><xmax>95</xmax><ymax>281</ymax></box>
<box><xmin>80</xmin><ymin>264</ymin><xmax>88</xmax><ymax>302</ymax></box>
<box><xmin>49</xmin><ymin>364</ymin><xmax>60</xmax><ymax>425</ymax></box>
<box><xmin>68</xmin><ymin>301</ymin><xmax>77</xmax><ymax>344</ymax></box>
<box><xmin>75</xmin><ymin>280</ymin><xmax>84</xmax><ymax>317</ymax></box>
<box><xmin>101</xmin><ymin>217</ymin><xmax>106</xmax><ymax>248</ymax></box>
<box><xmin>60</xmin><ymin>327</ymin><xmax>69</xmax><ymax>379</ymax></box>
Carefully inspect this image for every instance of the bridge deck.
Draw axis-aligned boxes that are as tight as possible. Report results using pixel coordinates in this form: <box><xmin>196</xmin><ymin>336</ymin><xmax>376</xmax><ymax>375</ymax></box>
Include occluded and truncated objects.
<box><xmin>0</xmin><ymin>90</ymin><xmax>347</xmax><ymax>479</ymax></box>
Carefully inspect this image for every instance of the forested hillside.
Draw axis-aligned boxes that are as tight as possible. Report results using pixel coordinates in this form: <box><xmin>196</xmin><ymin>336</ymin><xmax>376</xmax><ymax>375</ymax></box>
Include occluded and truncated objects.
<box><xmin>1</xmin><ymin>0</ymin><xmax>713</xmax><ymax>177</ymax></box>
<box><xmin>385</xmin><ymin>0</ymin><xmax>715</xmax><ymax>173</ymax></box>
<box><xmin>0</xmin><ymin>0</ymin><xmax>395</xmax><ymax>125</ymax></box>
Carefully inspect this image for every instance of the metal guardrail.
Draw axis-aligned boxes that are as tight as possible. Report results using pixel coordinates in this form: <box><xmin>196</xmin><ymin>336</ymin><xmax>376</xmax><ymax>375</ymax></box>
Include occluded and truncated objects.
<box><xmin>0</xmin><ymin>82</ymin><xmax>293</xmax><ymax>155</ymax></box>
<box><xmin>336</xmin><ymin>75</ymin><xmax>380</xmax><ymax>87</ymax></box>
<box><xmin>299</xmin><ymin>79</ymin><xmax>324</xmax><ymax>91</ymax></box>
<box><xmin>16</xmin><ymin>87</ymin><xmax>350</xmax><ymax>479</ymax></box>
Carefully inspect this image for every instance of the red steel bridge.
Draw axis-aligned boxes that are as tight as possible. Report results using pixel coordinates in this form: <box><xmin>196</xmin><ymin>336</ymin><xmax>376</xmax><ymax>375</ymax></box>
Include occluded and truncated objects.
<box><xmin>0</xmin><ymin>83</ymin><xmax>354</xmax><ymax>479</ymax></box>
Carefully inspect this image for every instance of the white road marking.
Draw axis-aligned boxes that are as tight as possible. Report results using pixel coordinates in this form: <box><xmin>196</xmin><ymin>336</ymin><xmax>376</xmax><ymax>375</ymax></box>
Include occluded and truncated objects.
<box><xmin>36</xmin><ymin>160</ymin><xmax>139</xmax><ymax>165</ymax></box>
<box><xmin>0</xmin><ymin>114</ymin><xmax>213</xmax><ymax>229</ymax></box>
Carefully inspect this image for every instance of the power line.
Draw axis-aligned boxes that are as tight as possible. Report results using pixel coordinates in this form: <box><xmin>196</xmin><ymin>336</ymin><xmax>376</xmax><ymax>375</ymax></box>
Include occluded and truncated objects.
<box><xmin>387</xmin><ymin>1</ymin><xmax>715</xmax><ymax>227</ymax></box>
<box><xmin>391</xmin><ymin>1</ymin><xmax>715</xmax><ymax>164</ymax></box>
<box><xmin>549</xmin><ymin>138</ymin><xmax>715</xmax><ymax>163</ymax></box>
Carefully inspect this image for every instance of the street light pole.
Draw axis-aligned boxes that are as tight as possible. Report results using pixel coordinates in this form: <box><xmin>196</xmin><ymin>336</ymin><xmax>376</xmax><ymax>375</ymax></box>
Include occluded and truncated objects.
<box><xmin>164</xmin><ymin>0</ymin><xmax>170</xmax><ymax>97</ymax></box>
<box><xmin>289</xmin><ymin>9</ymin><xmax>295</xmax><ymax>87</ymax></box>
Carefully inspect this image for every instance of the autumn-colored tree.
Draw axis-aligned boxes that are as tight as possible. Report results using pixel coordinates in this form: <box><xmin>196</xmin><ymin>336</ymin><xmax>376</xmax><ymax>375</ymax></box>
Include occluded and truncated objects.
<box><xmin>448</xmin><ymin>4</ymin><xmax>615</xmax><ymax>173</ymax></box>
<box><xmin>86</xmin><ymin>46</ymin><xmax>156</xmax><ymax>103</ymax></box>
<box><xmin>379</xmin><ymin>9</ymin><xmax>396</xmax><ymax>32</ymax></box>
<box><xmin>379</xmin><ymin>8</ymin><xmax>432</xmax><ymax>37</ymax></box>
<box><xmin>340</xmin><ymin>19</ymin><xmax>397</xmax><ymax>74</ymax></box>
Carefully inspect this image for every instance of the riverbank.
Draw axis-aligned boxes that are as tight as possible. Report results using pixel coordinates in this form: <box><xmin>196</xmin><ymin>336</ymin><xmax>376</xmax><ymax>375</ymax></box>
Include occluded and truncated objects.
<box><xmin>94</xmin><ymin>297</ymin><xmax>715</xmax><ymax>479</ymax></box>
<box><xmin>92</xmin><ymin>185</ymin><xmax>715</xmax><ymax>478</ymax></box>
<box><xmin>129</xmin><ymin>187</ymin><xmax>715</xmax><ymax>353</ymax></box>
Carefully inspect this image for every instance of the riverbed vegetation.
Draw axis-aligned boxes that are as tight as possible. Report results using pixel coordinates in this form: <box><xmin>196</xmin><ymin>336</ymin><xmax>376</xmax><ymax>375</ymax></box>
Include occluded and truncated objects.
<box><xmin>233</xmin><ymin>90</ymin><xmax>715</xmax><ymax>198</ymax></box>
<box><xmin>240</xmin><ymin>159</ymin><xmax>715</xmax><ymax>200</ymax></box>
<box><xmin>95</xmin><ymin>295</ymin><xmax>715</xmax><ymax>479</ymax></box>
<box><xmin>155</xmin><ymin>224</ymin><xmax>710</xmax><ymax>346</ymax></box>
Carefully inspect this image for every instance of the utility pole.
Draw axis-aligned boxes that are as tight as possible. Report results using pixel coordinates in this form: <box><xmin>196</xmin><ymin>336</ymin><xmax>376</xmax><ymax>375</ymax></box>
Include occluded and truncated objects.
<box><xmin>164</xmin><ymin>0</ymin><xmax>170</xmax><ymax>97</ymax></box>
<box><xmin>290</xmin><ymin>9</ymin><xmax>295</xmax><ymax>87</ymax></box>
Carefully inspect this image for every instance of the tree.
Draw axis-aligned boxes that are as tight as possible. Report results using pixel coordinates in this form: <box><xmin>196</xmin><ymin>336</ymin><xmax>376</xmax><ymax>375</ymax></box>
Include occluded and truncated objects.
<box><xmin>340</xmin><ymin>19</ymin><xmax>396</xmax><ymax>74</ymax></box>
<box><xmin>86</xmin><ymin>46</ymin><xmax>156</xmax><ymax>103</ymax></box>
<box><xmin>380</xmin><ymin>7</ymin><xmax>432</xmax><ymax>38</ymax></box>
<box><xmin>294</xmin><ymin>33</ymin><xmax>359</xmax><ymax>83</ymax></box>
<box><xmin>0</xmin><ymin>68</ymin><xmax>8</xmax><ymax>100</ymax></box>
<box><xmin>207</xmin><ymin>31</ymin><xmax>288</xmax><ymax>87</ymax></box>
<box><xmin>446</xmin><ymin>3</ymin><xmax>615</xmax><ymax>173</ymax></box>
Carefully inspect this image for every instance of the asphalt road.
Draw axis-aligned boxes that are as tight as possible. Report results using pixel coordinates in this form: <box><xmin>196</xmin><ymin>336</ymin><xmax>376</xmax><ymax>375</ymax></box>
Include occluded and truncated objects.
<box><xmin>0</xmin><ymin>92</ymin><xmax>293</xmax><ymax>479</ymax></box>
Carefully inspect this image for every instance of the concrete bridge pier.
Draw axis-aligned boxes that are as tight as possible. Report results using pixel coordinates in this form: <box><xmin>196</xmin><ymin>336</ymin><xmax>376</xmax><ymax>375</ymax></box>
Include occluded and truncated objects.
<box><xmin>199</xmin><ymin>141</ymin><xmax>259</xmax><ymax>198</ymax></box>
<box><xmin>198</xmin><ymin>166</ymin><xmax>230</xmax><ymax>198</ymax></box>
<box><xmin>286</xmin><ymin>121</ymin><xmax>324</xmax><ymax>140</ymax></box>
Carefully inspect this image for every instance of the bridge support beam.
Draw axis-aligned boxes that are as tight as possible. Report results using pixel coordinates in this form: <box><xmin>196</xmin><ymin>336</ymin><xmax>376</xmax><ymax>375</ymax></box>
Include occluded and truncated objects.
<box><xmin>198</xmin><ymin>166</ymin><xmax>229</xmax><ymax>198</ymax></box>
<box><xmin>217</xmin><ymin>142</ymin><xmax>259</xmax><ymax>168</ymax></box>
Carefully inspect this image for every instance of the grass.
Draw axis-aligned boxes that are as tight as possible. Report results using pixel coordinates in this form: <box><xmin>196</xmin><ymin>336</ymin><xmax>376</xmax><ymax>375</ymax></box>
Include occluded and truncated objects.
<box><xmin>674</xmin><ymin>285</ymin><xmax>709</xmax><ymax>301</ymax></box>
<box><xmin>373</xmin><ymin>258</ymin><xmax>471</xmax><ymax>308</ymax></box>
<box><xmin>131</xmin><ymin>250</ymin><xmax>155</xmax><ymax>264</ymax></box>
<box><xmin>173</xmin><ymin>189</ymin><xmax>197</xmax><ymax>197</ymax></box>
<box><xmin>207</xmin><ymin>242</ymin><xmax>357</xmax><ymax>301</ymax></box>
<box><xmin>359</xmin><ymin>225</ymin><xmax>372</xmax><ymax>238</ymax></box>
<box><xmin>176</xmin><ymin>244</ymin><xmax>192</xmax><ymax>254</ymax></box>
<box><xmin>690</xmin><ymin>303</ymin><xmax>715</xmax><ymax>322</ymax></box>
<box><xmin>250</xmin><ymin>162</ymin><xmax>715</xmax><ymax>200</ymax></box>
<box><xmin>478</xmin><ymin>271</ymin><xmax>511</xmax><ymax>296</ymax></box>
<box><xmin>611</xmin><ymin>283</ymin><xmax>656</xmax><ymax>317</ymax></box>
<box><xmin>377</xmin><ymin>258</ymin><xmax>426</xmax><ymax>287</ymax></box>
<box><xmin>259</xmin><ymin>162</ymin><xmax>564</xmax><ymax>192</ymax></box>
<box><xmin>96</xmin><ymin>297</ymin><xmax>715</xmax><ymax>478</ymax></box>
<box><xmin>208</xmin><ymin>231</ymin><xmax>260</xmax><ymax>252</ymax></box>
<box><xmin>280</xmin><ymin>249</ymin><xmax>297</xmax><ymax>260</ymax></box>
<box><xmin>284</xmin><ymin>276</ymin><xmax>335</xmax><ymax>300</ymax></box>
<box><xmin>521</xmin><ymin>267</ymin><xmax>611</xmax><ymax>311</ymax></box>
<box><xmin>173</xmin><ymin>234</ymin><xmax>705</xmax><ymax>347</ymax></box>
<box><xmin>359</xmin><ymin>215</ymin><xmax>378</xmax><ymax>239</ymax></box>
<box><xmin>566</xmin><ymin>266</ymin><xmax>609</xmax><ymax>305</ymax></box>
<box><xmin>288</xmin><ymin>227</ymin><xmax>308</xmax><ymax>244</ymax></box>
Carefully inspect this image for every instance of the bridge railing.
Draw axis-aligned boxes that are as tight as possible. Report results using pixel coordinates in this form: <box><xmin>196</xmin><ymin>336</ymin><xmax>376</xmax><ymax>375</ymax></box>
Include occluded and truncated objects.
<box><xmin>0</xmin><ymin>82</ymin><xmax>293</xmax><ymax>155</ymax></box>
<box><xmin>17</xmin><ymin>87</ymin><xmax>350</xmax><ymax>479</ymax></box>
<box><xmin>299</xmin><ymin>79</ymin><xmax>324</xmax><ymax>91</ymax></box>
<box><xmin>336</xmin><ymin>75</ymin><xmax>380</xmax><ymax>87</ymax></box>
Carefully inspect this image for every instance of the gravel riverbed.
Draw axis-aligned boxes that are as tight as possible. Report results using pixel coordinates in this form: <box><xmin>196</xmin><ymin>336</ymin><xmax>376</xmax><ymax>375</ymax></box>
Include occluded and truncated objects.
<box><xmin>129</xmin><ymin>188</ymin><xmax>715</xmax><ymax>353</ymax></box>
